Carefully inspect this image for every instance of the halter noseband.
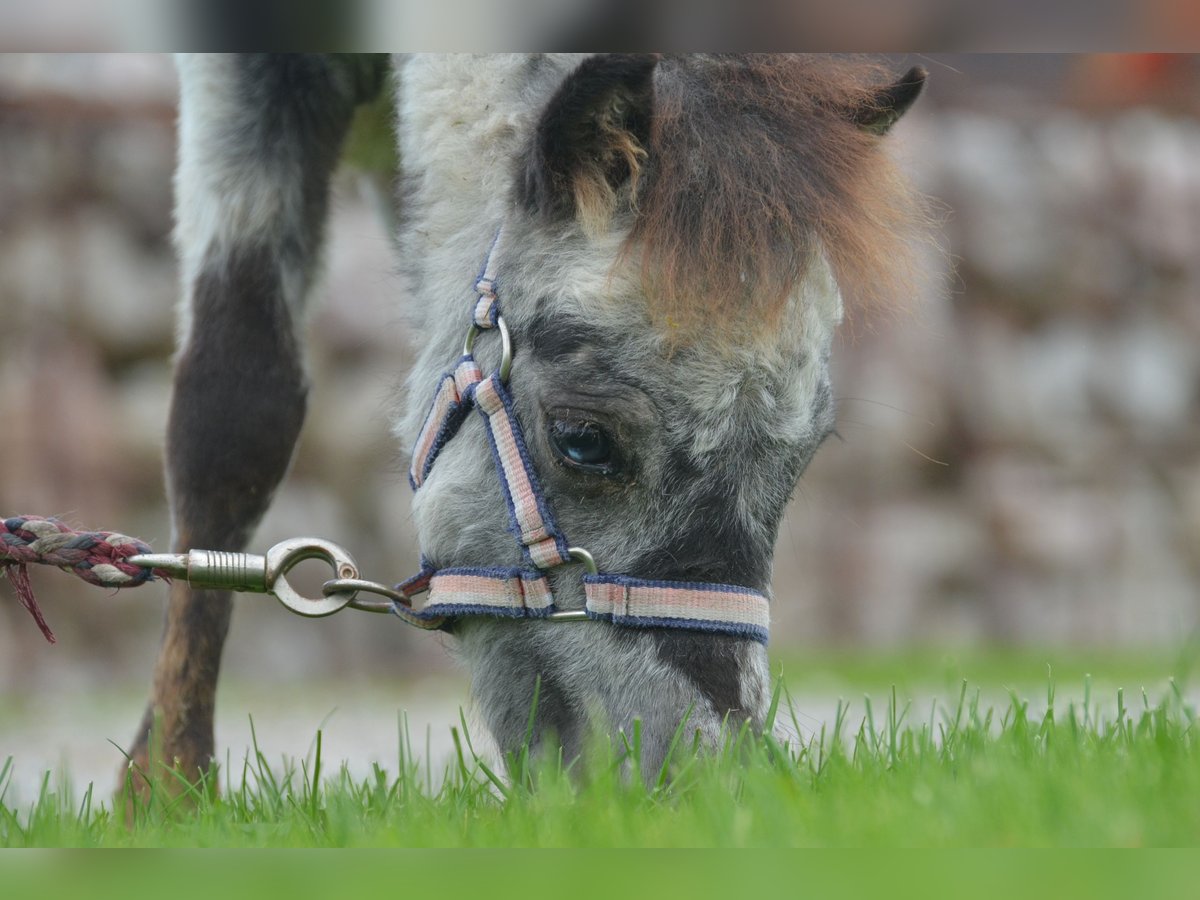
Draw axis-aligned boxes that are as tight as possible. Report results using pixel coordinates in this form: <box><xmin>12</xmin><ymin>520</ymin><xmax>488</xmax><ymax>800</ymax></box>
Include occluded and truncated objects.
<box><xmin>395</xmin><ymin>229</ymin><xmax>771</xmax><ymax>644</ymax></box>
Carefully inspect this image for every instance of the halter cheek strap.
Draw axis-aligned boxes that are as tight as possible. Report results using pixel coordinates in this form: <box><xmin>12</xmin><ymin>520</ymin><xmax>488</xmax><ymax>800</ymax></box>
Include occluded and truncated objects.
<box><xmin>400</xmin><ymin>229</ymin><xmax>771</xmax><ymax>645</ymax></box>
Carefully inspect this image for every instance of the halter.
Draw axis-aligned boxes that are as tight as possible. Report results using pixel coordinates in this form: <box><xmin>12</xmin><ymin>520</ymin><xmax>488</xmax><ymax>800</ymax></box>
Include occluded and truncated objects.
<box><xmin>396</xmin><ymin>229</ymin><xmax>771</xmax><ymax>644</ymax></box>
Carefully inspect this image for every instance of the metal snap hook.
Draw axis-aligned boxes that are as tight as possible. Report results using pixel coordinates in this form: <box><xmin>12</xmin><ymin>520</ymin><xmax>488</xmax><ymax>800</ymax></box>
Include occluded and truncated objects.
<box><xmin>131</xmin><ymin>537</ymin><xmax>362</xmax><ymax>618</ymax></box>
<box><xmin>462</xmin><ymin>314</ymin><xmax>512</xmax><ymax>383</ymax></box>
<box><xmin>264</xmin><ymin>538</ymin><xmax>360</xmax><ymax>617</ymax></box>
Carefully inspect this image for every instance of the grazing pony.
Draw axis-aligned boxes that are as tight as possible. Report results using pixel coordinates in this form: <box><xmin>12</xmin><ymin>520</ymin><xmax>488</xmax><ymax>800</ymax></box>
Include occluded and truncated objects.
<box><xmin>129</xmin><ymin>54</ymin><xmax>925</xmax><ymax>783</ymax></box>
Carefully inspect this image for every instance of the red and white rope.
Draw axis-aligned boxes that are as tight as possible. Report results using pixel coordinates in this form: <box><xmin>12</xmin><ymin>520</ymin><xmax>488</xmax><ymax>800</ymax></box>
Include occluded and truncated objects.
<box><xmin>0</xmin><ymin>515</ymin><xmax>164</xmax><ymax>643</ymax></box>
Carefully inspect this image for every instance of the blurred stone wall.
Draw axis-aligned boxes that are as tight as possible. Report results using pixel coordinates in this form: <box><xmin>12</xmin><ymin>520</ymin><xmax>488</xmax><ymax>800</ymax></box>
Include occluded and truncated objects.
<box><xmin>1</xmin><ymin>55</ymin><xmax>1197</xmax><ymax>698</ymax></box>
<box><xmin>774</xmin><ymin>88</ymin><xmax>1200</xmax><ymax>648</ymax></box>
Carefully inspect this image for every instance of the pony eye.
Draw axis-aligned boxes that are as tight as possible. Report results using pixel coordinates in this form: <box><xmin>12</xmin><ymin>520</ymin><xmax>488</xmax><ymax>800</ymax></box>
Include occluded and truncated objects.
<box><xmin>549</xmin><ymin>420</ymin><xmax>619</xmax><ymax>475</ymax></box>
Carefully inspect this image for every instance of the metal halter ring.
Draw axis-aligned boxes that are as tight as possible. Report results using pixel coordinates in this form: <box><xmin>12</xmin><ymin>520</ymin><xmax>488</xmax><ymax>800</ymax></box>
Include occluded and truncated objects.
<box><xmin>543</xmin><ymin>547</ymin><xmax>599</xmax><ymax>622</ymax></box>
<box><xmin>567</xmin><ymin>546</ymin><xmax>598</xmax><ymax>574</ymax></box>
<box><xmin>462</xmin><ymin>314</ymin><xmax>512</xmax><ymax>384</ymax></box>
<box><xmin>321</xmin><ymin>577</ymin><xmax>413</xmax><ymax>614</ymax></box>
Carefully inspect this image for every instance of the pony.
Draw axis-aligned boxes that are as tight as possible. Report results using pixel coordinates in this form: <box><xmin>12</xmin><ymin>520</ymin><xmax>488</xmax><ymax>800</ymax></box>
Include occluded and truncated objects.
<box><xmin>127</xmin><ymin>53</ymin><xmax>925</xmax><ymax>785</ymax></box>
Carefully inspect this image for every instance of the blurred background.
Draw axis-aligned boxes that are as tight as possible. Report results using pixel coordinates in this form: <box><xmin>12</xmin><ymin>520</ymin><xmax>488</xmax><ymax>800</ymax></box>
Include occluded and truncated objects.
<box><xmin>1</xmin><ymin>54</ymin><xmax>1198</xmax><ymax>799</ymax></box>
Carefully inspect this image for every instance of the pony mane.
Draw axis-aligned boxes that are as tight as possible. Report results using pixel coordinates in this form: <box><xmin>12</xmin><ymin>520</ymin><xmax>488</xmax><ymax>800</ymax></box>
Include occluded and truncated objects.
<box><xmin>623</xmin><ymin>55</ymin><xmax>926</xmax><ymax>338</ymax></box>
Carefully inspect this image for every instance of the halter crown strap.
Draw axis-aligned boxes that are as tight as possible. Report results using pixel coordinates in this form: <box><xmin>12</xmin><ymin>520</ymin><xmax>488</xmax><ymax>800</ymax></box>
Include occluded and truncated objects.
<box><xmin>402</xmin><ymin>228</ymin><xmax>771</xmax><ymax>644</ymax></box>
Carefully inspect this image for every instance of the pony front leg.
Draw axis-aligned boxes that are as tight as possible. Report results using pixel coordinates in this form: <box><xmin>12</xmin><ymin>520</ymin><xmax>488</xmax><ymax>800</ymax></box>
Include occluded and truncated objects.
<box><xmin>126</xmin><ymin>245</ymin><xmax>311</xmax><ymax>794</ymax></box>
<box><xmin>124</xmin><ymin>54</ymin><xmax>384</xmax><ymax>796</ymax></box>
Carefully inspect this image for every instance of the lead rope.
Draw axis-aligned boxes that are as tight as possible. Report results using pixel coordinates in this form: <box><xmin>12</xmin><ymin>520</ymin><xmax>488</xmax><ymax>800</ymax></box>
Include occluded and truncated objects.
<box><xmin>0</xmin><ymin>515</ymin><xmax>166</xmax><ymax>643</ymax></box>
<box><xmin>0</xmin><ymin>516</ymin><xmax>413</xmax><ymax>644</ymax></box>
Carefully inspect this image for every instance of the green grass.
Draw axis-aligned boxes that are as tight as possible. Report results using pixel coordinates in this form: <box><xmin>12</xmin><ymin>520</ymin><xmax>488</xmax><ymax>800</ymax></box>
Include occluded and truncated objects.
<box><xmin>2</xmin><ymin>669</ymin><xmax>1197</xmax><ymax>848</ymax></box>
<box><xmin>776</xmin><ymin>644</ymin><xmax>1197</xmax><ymax>691</ymax></box>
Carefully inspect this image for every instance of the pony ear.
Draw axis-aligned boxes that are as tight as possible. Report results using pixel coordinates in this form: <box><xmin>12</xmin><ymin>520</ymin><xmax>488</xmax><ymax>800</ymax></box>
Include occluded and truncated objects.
<box><xmin>520</xmin><ymin>53</ymin><xmax>659</xmax><ymax>232</ymax></box>
<box><xmin>852</xmin><ymin>65</ymin><xmax>927</xmax><ymax>135</ymax></box>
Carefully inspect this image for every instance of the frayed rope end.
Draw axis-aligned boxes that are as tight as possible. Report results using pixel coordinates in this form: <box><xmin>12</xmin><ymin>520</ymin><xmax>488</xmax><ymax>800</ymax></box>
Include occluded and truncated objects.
<box><xmin>3</xmin><ymin>562</ymin><xmax>56</xmax><ymax>644</ymax></box>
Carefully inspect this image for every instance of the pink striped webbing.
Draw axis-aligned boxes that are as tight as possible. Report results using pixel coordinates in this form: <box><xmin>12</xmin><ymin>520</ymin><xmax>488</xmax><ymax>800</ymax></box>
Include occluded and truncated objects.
<box><xmin>473</xmin><ymin>374</ymin><xmax>571</xmax><ymax>569</ymax></box>
<box><xmin>388</xmin><ymin>565</ymin><xmax>556</xmax><ymax>632</ymax></box>
<box><xmin>399</xmin><ymin>567</ymin><xmax>770</xmax><ymax>644</ymax></box>
<box><xmin>409</xmin><ymin>357</ymin><xmax>483</xmax><ymax>489</ymax></box>
<box><xmin>583</xmin><ymin>575</ymin><xmax>769</xmax><ymax>643</ymax></box>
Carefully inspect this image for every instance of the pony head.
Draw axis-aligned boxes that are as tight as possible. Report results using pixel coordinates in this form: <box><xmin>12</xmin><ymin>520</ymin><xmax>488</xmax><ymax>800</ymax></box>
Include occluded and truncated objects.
<box><xmin>395</xmin><ymin>54</ymin><xmax>925</xmax><ymax>768</ymax></box>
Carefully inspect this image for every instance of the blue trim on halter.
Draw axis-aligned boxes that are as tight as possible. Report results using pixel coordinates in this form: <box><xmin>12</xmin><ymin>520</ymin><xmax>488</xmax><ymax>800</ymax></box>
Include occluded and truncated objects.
<box><xmin>584</xmin><ymin>609</ymin><xmax>769</xmax><ymax>644</ymax></box>
<box><xmin>475</xmin><ymin>228</ymin><xmax>504</xmax><ymax>285</ymax></box>
<box><xmin>474</xmin><ymin>373</ymin><xmax>571</xmax><ymax>568</ymax></box>
<box><xmin>474</xmin><ymin>376</ymin><xmax>525</xmax><ymax>551</ymax></box>
<box><xmin>410</xmin><ymin>386</ymin><xmax>473</xmax><ymax>491</ymax></box>
<box><xmin>491</xmin><ymin>375</ymin><xmax>572</xmax><ymax>563</ymax></box>
<box><xmin>419</xmin><ymin>603</ymin><xmax>558</xmax><ymax>620</ymax></box>
<box><xmin>582</xmin><ymin>573</ymin><xmax>768</xmax><ymax>597</ymax></box>
<box><xmin>431</xmin><ymin>564</ymin><xmax>548</xmax><ymax>581</ymax></box>
<box><xmin>388</xmin><ymin>603</ymin><xmax>448</xmax><ymax>624</ymax></box>
<box><xmin>474</xmin><ymin>297</ymin><xmax>500</xmax><ymax>328</ymax></box>
<box><xmin>494</xmin><ymin>379</ymin><xmax>555</xmax><ymax>545</ymax></box>
<box><xmin>408</xmin><ymin>350</ymin><xmax>488</xmax><ymax>491</ymax></box>
<box><xmin>390</xmin><ymin>563</ymin><xmax>558</xmax><ymax>626</ymax></box>
<box><xmin>407</xmin><ymin>564</ymin><xmax>557</xmax><ymax>621</ymax></box>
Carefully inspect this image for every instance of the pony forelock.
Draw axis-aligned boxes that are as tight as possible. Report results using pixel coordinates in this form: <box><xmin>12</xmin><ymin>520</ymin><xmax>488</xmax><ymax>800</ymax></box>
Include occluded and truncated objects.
<box><xmin>614</xmin><ymin>55</ymin><xmax>928</xmax><ymax>341</ymax></box>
